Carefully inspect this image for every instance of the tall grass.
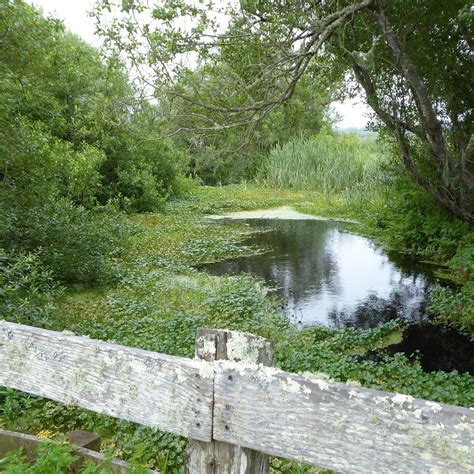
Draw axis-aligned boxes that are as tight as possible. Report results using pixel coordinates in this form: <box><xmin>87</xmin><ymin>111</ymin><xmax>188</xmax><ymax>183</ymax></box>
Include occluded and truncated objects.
<box><xmin>258</xmin><ymin>133</ymin><xmax>389</xmax><ymax>201</ymax></box>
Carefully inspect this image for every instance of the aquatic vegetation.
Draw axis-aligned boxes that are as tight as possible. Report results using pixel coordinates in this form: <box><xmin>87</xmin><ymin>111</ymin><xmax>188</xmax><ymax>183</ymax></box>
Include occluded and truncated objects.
<box><xmin>2</xmin><ymin>185</ymin><xmax>472</xmax><ymax>473</ymax></box>
<box><xmin>2</xmin><ymin>2</ymin><xmax>472</xmax><ymax>471</ymax></box>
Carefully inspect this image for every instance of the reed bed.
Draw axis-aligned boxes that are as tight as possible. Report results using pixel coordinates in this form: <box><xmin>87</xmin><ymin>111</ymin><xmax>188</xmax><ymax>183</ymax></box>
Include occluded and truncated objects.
<box><xmin>258</xmin><ymin>133</ymin><xmax>389</xmax><ymax>200</ymax></box>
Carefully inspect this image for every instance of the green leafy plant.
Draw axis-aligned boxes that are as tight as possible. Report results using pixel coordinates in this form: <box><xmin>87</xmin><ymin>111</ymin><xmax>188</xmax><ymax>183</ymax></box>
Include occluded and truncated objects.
<box><xmin>4</xmin><ymin>199</ymin><xmax>135</xmax><ymax>284</ymax></box>
<box><xmin>2</xmin><ymin>185</ymin><xmax>473</xmax><ymax>473</ymax></box>
<box><xmin>0</xmin><ymin>252</ymin><xmax>62</xmax><ymax>326</ymax></box>
<box><xmin>0</xmin><ymin>443</ymin><xmax>77</xmax><ymax>473</ymax></box>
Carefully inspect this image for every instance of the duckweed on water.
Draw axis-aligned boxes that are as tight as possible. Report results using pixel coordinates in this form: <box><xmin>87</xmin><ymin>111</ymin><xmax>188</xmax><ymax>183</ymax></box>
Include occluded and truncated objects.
<box><xmin>1</xmin><ymin>185</ymin><xmax>473</xmax><ymax>472</ymax></box>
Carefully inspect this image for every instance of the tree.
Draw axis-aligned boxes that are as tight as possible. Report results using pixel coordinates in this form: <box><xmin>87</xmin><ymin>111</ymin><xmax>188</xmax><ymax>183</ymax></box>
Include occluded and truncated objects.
<box><xmin>131</xmin><ymin>10</ymin><xmax>339</xmax><ymax>183</ymax></box>
<box><xmin>168</xmin><ymin>71</ymin><xmax>335</xmax><ymax>184</ymax></box>
<box><xmin>95</xmin><ymin>0</ymin><xmax>473</xmax><ymax>222</ymax></box>
<box><xmin>0</xmin><ymin>0</ymin><xmax>188</xmax><ymax>213</ymax></box>
<box><xmin>0</xmin><ymin>0</ymin><xmax>189</xmax><ymax>283</ymax></box>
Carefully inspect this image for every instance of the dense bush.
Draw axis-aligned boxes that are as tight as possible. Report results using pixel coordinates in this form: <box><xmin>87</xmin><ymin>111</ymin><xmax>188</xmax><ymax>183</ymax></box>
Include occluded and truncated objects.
<box><xmin>369</xmin><ymin>177</ymin><xmax>473</xmax><ymax>262</ymax></box>
<box><xmin>98</xmin><ymin>128</ymin><xmax>191</xmax><ymax>212</ymax></box>
<box><xmin>0</xmin><ymin>0</ymin><xmax>191</xmax><ymax>290</ymax></box>
<box><xmin>0</xmin><ymin>252</ymin><xmax>62</xmax><ymax>326</ymax></box>
<box><xmin>430</xmin><ymin>284</ymin><xmax>474</xmax><ymax>338</ymax></box>
<box><xmin>4</xmin><ymin>200</ymin><xmax>135</xmax><ymax>284</ymax></box>
<box><xmin>1</xmin><ymin>119</ymin><xmax>105</xmax><ymax>209</ymax></box>
<box><xmin>0</xmin><ymin>0</ymin><xmax>188</xmax><ymax>214</ymax></box>
<box><xmin>429</xmin><ymin>237</ymin><xmax>474</xmax><ymax>337</ymax></box>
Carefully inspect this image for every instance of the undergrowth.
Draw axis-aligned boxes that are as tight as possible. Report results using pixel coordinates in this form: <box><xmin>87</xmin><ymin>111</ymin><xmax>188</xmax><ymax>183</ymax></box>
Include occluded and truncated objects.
<box><xmin>0</xmin><ymin>440</ymin><xmax>149</xmax><ymax>473</ymax></box>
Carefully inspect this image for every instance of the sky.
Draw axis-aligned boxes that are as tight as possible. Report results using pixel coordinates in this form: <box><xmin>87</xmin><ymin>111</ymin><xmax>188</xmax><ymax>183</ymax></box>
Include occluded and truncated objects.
<box><xmin>28</xmin><ymin>0</ymin><xmax>371</xmax><ymax>129</ymax></box>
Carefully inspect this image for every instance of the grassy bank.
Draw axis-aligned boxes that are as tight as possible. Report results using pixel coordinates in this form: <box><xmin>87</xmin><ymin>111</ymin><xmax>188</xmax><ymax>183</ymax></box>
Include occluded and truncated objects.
<box><xmin>2</xmin><ymin>185</ymin><xmax>473</xmax><ymax>472</ymax></box>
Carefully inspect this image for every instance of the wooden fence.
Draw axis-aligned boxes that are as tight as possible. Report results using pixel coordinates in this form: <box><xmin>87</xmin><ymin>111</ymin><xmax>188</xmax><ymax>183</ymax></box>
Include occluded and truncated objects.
<box><xmin>1</xmin><ymin>320</ymin><xmax>473</xmax><ymax>473</ymax></box>
<box><xmin>0</xmin><ymin>428</ymin><xmax>134</xmax><ymax>473</ymax></box>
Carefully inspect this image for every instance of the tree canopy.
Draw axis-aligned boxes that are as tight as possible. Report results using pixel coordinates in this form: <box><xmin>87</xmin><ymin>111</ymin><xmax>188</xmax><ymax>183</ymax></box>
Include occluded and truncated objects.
<box><xmin>95</xmin><ymin>0</ymin><xmax>474</xmax><ymax>222</ymax></box>
<box><xmin>0</xmin><ymin>0</ymin><xmax>191</xmax><ymax>283</ymax></box>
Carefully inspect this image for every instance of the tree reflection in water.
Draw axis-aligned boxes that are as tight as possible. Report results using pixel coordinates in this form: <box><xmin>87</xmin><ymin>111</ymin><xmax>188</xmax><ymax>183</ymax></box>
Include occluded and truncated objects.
<box><xmin>205</xmin><ymin>219</ymin><xmax>433</xmax><ymax>328</ymax></box>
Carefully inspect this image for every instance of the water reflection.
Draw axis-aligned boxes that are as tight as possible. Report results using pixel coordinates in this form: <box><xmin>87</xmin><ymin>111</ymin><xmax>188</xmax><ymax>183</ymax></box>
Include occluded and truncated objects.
<box><xmin>204</xmin><ymin>219</ymin><xmax>432</xmax><ymax>328</ymax></box>
<box><xmin>203</xmin><ymin>218</ymin><xmax>474</xmax><ymax>373</ymax></box>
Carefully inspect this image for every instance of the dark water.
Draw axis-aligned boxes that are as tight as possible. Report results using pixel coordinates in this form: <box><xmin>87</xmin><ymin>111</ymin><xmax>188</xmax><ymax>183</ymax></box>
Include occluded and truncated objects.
<box><xmin>203</xmin><ymin>218</ymin><xmax>474</xmax><ymax>374</ymax></box>
<box><xmin>387</xmin><ymin>325</ymin><xmax>474</xmax><ymax>374</ymax></box>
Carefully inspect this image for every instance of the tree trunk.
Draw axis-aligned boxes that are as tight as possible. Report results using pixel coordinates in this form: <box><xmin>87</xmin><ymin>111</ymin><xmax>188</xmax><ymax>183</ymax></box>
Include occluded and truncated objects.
<box><xmin>352</xmin><ymin>63</ymin><xmax>474</xmax><ymax>224</ymax></box>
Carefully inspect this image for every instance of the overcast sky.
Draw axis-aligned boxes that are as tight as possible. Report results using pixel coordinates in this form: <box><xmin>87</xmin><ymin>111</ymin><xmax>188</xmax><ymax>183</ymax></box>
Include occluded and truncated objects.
<box><xmin>28</xmin><ymin>0</ymin><xmax>370</xmax><ymax>129</ymax></box>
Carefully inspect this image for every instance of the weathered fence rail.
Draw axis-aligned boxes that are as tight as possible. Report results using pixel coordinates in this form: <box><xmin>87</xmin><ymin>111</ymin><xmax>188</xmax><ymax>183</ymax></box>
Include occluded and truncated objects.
<box><xmin>1</xmin><ymin>320</ymin><xmax>473</xmax><ymax>473</ymax></box>
<box><xmin>0</xmin><ymin>321</ymin><xmax>213</xmax><ymax>441</ymax></box>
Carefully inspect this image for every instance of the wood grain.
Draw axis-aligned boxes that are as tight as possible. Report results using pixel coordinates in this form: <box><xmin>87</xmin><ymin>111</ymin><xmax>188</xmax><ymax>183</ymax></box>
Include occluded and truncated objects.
<box><xmin>213</xmin><ymin>366</ymin><xmax>474</xmax><ymax>473</ymax></box>
<box><xmin>3</xmin><ymin>321</ymin><xmax>474</xmax><ymax>473</ymax></box>
<box><xmin>0</xmin><ymin>321</ymin><xmax>213</xmax><ymax>441</ymax></box>
<box><xmin>186</xmin><ymin>328</ymin><xmax>273</xmax><ymax>473</ymax></box>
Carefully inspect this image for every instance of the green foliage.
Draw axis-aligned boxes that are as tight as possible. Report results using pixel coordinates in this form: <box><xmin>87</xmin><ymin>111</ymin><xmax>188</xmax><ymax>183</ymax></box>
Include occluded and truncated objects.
<box><xmin>0</xmin><ymin>0</ymin><xmax>188</xmax><ymax>217</ymax></box>
<box><xmin>3</xmin><ymin>199</ymin><xmax>135</xmax><ymax>284</ymax></box>
<box><xmin>429</xmin><ymin>284</ymin><xmax>474</xmax><ymax>339</ymax></box>
<box><xmin>1</xmin><ymin>185</ymin><xmax>473</xmax><ymax>472</ymax></box>
<box><xmin>206</xmin><ymin>276</ymin><xmax>269</xmax><ymax>325</ymax></box>
<box><xmin>354</xmin><ymin>172</ymin><xmax>474</xmax><ymax>337</ymax></box>
<box><xmin>0</xmin><ymin>0</ymin><xmax>192</xmax><ymax>291</ymax></box>
<box><xmin>368</xmin><ymin>179</ymin><xmax>472</xmax><ymax>262</ymax></box>
<box><xmin>0</xmin><ymin>253</ymin><xmax>62</xmax><ymax>326</ymax></box>
<box><xmin>95</xmin><ymin>102</ymin><xmax>191</xmax><ymax>211</ymax></box>
<box><xmin>259</xmin><ymin>132</ymin><xmax>389</xmax><ymax>199</ymax></box>
<box><xmin>171</xmin><ymin>74</ymin><xmax>334</xmax><ymax>184</ymax></box>
<box><xmin>95</xmin><ymin>0</ymin><xmax>474</xmax><ymax>221</ymax></box>
<box><xmin>0</xmin><ymin>441</ymin><xmax>150</xmax><ymax>473</ymax></box>
<box><xmin>447</xmin><ymin>241</ymin><xmax>474</xmax><ymax>282</ymax></box>
<box><xmin>1</xmin><ymin>119</ymin><xmax>105</xmax><ymax>210</ymax></box>
<box><xmin>0</xmin><ymin>443</ymin><xmax>78</xmax><ymax>474</ymax></box>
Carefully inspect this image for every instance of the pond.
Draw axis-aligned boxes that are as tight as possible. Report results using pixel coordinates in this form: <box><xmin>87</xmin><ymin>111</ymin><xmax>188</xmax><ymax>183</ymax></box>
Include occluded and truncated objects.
<box><xmin>203</xmin><ymin>213</ymin><xmax>474</xmax><ymax>374</ymax></box>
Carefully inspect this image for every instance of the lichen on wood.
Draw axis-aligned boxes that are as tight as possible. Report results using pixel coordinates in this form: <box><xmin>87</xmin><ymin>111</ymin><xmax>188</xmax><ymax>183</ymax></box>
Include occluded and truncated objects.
<box><xmin>213</xmin><ymin>366</ymin><xmax>474</xmax><ymax>473</ymax></box>
<box><xmin>0</xmin><ymin>321</ymin><xmax>213</xmax><ymax>441</ymax></box>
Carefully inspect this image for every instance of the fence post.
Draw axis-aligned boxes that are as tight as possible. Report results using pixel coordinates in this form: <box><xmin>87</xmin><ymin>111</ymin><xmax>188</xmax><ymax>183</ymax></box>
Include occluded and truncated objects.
<box><xmin>186</xmin><ymin>328</ymin><xmax>274</xmax><ymax>474</ymax></box>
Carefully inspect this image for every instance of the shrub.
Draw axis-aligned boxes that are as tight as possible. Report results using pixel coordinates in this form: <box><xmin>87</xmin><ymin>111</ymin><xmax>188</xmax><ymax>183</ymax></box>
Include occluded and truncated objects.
<box><xmin>1</xmin><ymin>120</ymin><xmax>105</xmax><ymax>210</ymax></box>
<box><xmin>369</xmin><ymin>180</ymin><xmax>472</xmax><ymax>262</ymax></box>
<box><xmin>0</xmin><ymin>252</ymin><xmax>62</xmax><ymax>326</ymax></box>
<box><xmin>0</xmin><ymin>0</ymin><xmax>189</xmax><ymax>218</ymax></box>
<box><xmin>98</xmin><ymin>131</ymin><xmax>191</xmax><ymax>212</ymax></box>
<box><xmin>3</xmin><ymin>199</ymin><xmax>135</xmax><ymax>284</ymax></box>
<box><xmin>0</xmin><ymin>443</ymin><xmax>78</xmax><ymax>474</ymax></box>
<box><xmin>430</xmin><ymin>284</ymin><xmax>474</xmax><ymax>338</ymax></box>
